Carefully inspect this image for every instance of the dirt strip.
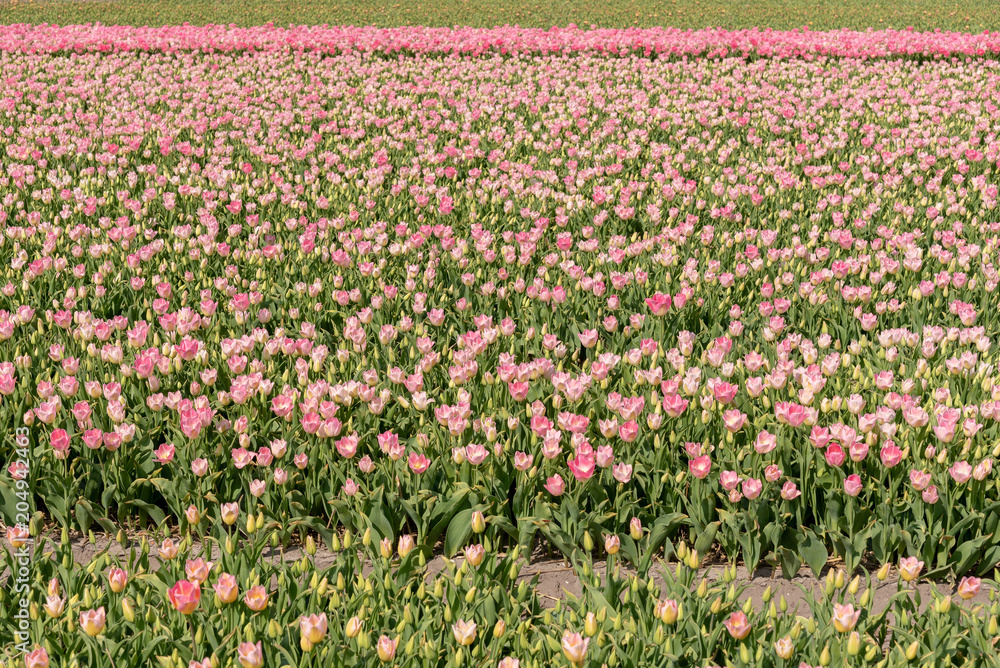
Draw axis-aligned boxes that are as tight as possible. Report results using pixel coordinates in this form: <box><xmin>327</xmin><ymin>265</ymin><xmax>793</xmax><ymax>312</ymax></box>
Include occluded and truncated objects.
<box><xmin>7</xmin><ymin>532</ymin><xmax>990</xmax><ymax>618</ymax></box>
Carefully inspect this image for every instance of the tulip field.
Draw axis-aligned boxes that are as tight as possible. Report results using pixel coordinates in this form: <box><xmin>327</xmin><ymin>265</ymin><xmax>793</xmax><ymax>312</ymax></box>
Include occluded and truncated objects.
<box><xmin>6</xmin><ymin>21</ymin><xmax>1000</xmax><ymax>668</ymax></box>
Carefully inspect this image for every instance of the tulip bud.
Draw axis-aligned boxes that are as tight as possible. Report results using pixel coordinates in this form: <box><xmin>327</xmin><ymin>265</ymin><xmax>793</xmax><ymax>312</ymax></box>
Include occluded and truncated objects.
<box><xmin>471</xmin><ymin>511</ymin><xmax>486</xmax><ymax>534</ymax></box>
<box><xmin>877</xmin><ymin>563</ymin><xmax>891</xmax><ymax>581</ymax></box>
<box><xmin>905</xmin><ymin>641</ymin><xmax>919</xmax><ymax>661</ymax></box>
<box><xmin>629</xmin><ymin>518</ymin><xmax>642</xmax><ymax>541</ymax></box>
<box><xmin>584</xmin><ymin>612</ymin><xmax>598</xmax><ymax>637</ymax></box>
<box><xmin>122</xmin><ymin>598</ymin><xmax>135</xmax><ymax>623</ymax></box>
<box><xmin>819</xmin><ymin>643</ymin><xmax>831</xmax><ymax>666</ymax></box>
<box><xmin>847</xmin><ymin>631</ymin><xmax>860</xmax><ymax>656</ymax></box>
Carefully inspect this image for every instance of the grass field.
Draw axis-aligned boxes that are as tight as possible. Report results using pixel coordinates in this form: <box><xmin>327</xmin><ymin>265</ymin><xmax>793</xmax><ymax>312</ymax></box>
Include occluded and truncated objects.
<box><xmin>0</xmin><ymin>0</ymin><xmax>997</xmax><ymax>31</ymax></box>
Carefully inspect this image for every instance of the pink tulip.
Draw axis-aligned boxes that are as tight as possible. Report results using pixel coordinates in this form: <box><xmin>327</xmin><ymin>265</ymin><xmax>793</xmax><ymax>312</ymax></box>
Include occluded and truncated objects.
<box><xmin>843</xmin><ymin>474</ymin><xmax>862</xmax><ymax>497</ymax></box>
<box><xmin>949</xmin><ymin>461</ymin><xmax>973</xmax><ymax>484</ymax></box>
<box><xmin>754</xmin><ymin>430</ymin><xmax>777</xmax><ymax>454</ymax></box>
<box><xmin>922</xmin><ymin>485</ymin><xmax>939</xmax><ymax>504</ymax></box>
<box><xmin>957</xmin><ymin>576</ymin><xmax>981</xmax><ymax>600</ymax></box>
<box><xmin>568</xmin><ymin>453</ymin><xmax>595</xmax><ymax>481</ymax></box>
<box><xmin>720</xmin><ymin>470</ymin><xmax>741</xmax><ymax>491</ymax></box>
<box><xmin>544</xmin><ymin>474</ymin><xmax>565</xmax><ymax>496</ymax></box>
<box><xmin>168</xmin><ymin>580</ymin><xmax>200</xmax><ymax>615</ymax></box>
<box><xmin>781</xmin><ymin>481</ymin><xmax>801</xmax><ymax>500</ymax></box>
<box><xmin>689</xmin><ymin>456</ymin><xmax>711</xmax><ymax>480</ymax></box>
<box><xmin>824</xmin><ymin>443</ymin><xmax>845</xmax><ymax>467</ymax></box>
<box><xmin>739</xmin><ymin>478</ymin><xmax>760</xmax><ymax>500</ymax></box>
<box><xmin>408</xmin><ymin>452</ymin><xmax>431</xmax><ymax>474</ymax></box>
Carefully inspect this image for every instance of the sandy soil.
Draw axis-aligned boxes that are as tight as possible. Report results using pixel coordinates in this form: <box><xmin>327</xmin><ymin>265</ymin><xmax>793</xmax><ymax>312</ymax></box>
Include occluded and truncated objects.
<box><xmin>8</xmin><ymin>531</ymin><xmax>989</xmax><ymax>619</ymax></box>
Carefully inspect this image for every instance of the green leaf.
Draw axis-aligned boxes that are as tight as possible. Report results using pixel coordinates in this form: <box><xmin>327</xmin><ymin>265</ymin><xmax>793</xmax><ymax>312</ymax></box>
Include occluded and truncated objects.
<box><xmin>640</xmin><ymin>512</ymin><xmax>687</xmax><ymax>571</ymax></box>
<box><xmin>365</xmin><ymin>502</ymin><xmax>395</xmax><ymax>544</ymax></box>
<box><xmin>977</xmin><ymin>544</ymin><xmax>1000</xmax><ymax>576</ymax></box>
<box><xmin>425</xmin><ymin>488</ymin><xmax>470</xmax><ymax>546</ymax></box>
<box><xmin>799</xmin><ymin>529</ymin><xmax>828</xmax><ymax>578</ymax></box>
<box><xmin>75</xmin><ymin>500</ymin><xmax>94</xmax><ymax>534</ymax></box>
<box><xmin>101</xmin><ymin>483</ymin><xmax>118</xmax><ymax>512</ymax></box>
<box><xmin>136</xmin><ymin>573</ymin><xmax>169</xmax><ymax>597</ymax></box>
<box><xmin>693</xmin><ymin>521</ymin><xmax>719</xmax><ymax>556</ymax></box>
<box><xmin>125</xmin><ymin>499</ymin><xmax>166</xmax><ymax>527</ymax></box>
<box><xmin>951</xmin><ymin>533</ymin><xmax>991</xmax><ymax>575</ymax></box>
<box><xmin>777</xmin><ymin>546</ymin><xmax>801</xmax><ymax>580</ymax></box>
<box><xmin>444</xmin><ymin>508</ymin><xmax>474</xmax><ymax>557</ymax></box>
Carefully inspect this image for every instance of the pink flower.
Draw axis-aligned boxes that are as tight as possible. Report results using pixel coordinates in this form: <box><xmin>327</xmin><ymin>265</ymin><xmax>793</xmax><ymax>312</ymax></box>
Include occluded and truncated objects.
<box><xmin>618</xmin><ymin>420</ymin><xmax>639</xmax><ymax>443</ymax></box>
<box><xmin>153</xmin><ymin>443</ymin><xmax>175</xmax><ymax>464</ymax></box>
<box><xmin>843</xmin><ymin>474</ymin><xmax>862</xmax><ymax>497</ymax></box>
<box><xmin>237</xmin><ymin>641</ymin><xmax>263</xmax><ymax>668</ymax></box>
<box><xmin>754</xmin><ymin>430</ymin><xmax>777</xmax><ymax>454</ymax></box>
<box><xmin>742</xmin><ymin>478</ymin><xmax>762</xmax><ymax>500</ymax></box>
<box><xmin>612</xmin><ymin>463</ymin><xmax>632</xmax><ymax>484</ymax></box>
<box><xmin>909</xmin><ymin>469</ymin><xmax>932</xmax><ymax>490</ymax></box>
<box><xmin>949</xmin><ymin>461</ymin><xmax>973</xmax><ymax>484</ymax></box>
<box><xmin>824</xmin><ymin>443</ymin><xmax>845</xmax><ymax>467</ymax></box>
<box><xmin>568</xmin><ymin>453</ymin><xmax>595</xmax><ymax>481</ymax></box>
<box><xmin>880</xmin><ymin>443</ymin><xmax>903</xmax><ymax>468</ymax></box>
<box><xmin>780</xmin><ymin>481</ymin><xmax>801</xmax><ymax>500</ymax></box>
<box><xmin>957</xmin><ymin>576</ymin><xmax>981</xmax><ymax>600</ymax></box>
<box><xmin>662</xmin><ymin>394</ymin><xmax>689</xmax><ymax>417</ymax></box>
<box><xmin>720</xmin><ymin>471</ymin><xmax>741</xmax><ymax>491</ymax></box>
<box><xmin>514</xmin><ymin>451</ymin><xmax>533</xmax><ymax>471</ymax></box>
<box><xmin>595</xmin><ymin>445</ymin><xmax>614</xmax><ymax>468</ymax></box>
<box><xmin>899</xmin><ymin>556</ymin><xmax>924</xmax><ymax>582</ymax></box>
<box><xmin>408</xmin><ymin>452</ymin><xmax>431</xmax><ymax>474</ymax></box>
<box><xmin>645</xmin><ymin>293</ymin><xmax>671</xmax><ymax>316</ymax></box>
<box><xmin>722</xmin><ymin>409</ymin><xmax>747</xmax><ymax>432</ymax></box>
<box><xmin>809</xmin><ymin>426</ymin><xmax>831</xmax><ymax>449</ymax></box>
<box><xmin>922</xmin><ymin>485</ymin><xmax>939</xmax><ymax>503</ymax></box>
<box><xmin>689</xmin><ymin>455</ymin><xmax>711</xmax><ymax>479</ymax></box>
<box><xmin>544</xmin><ymin>474</ymin><xmax>565</xmax><ymax>496</ymax></box>
<box><xmin>168</xmin><ymin>580</ymin><xmax>200</xmax><ymax>615</ymax></box>
<box><xmin>50</xmin><ymin>429</ymin><xmax>71</xmax><ymax>459</ymax></box>
<box><xmin>723</xmin><ymin>611</ymin><xmax>751</xmax><ymax>640</ymax></box>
